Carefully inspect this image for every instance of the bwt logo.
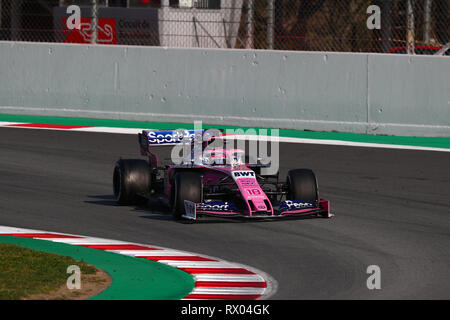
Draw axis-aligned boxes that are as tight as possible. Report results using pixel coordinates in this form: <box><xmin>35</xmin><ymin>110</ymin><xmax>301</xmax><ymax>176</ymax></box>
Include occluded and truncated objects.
<box><xmin>232</xmin><ymin>171</ymin><xmax>255</xmax><ymax>179</ymax></box>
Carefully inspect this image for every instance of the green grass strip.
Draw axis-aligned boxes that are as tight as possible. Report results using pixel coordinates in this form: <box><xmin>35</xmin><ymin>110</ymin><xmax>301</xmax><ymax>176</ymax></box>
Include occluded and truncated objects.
<box><xmin>0</xmin><ymin>235</ymin><xmax>195</xmax><ymax>300</ymax></box>
<box><xmin>0</xmin><ymin>243</ymin><xmax>96</xmax><ymax>300</ymax></box>
<box><xmin>1</xmin><ymin>113</ymin><xmax>449</xmax><ymax>149</ymax></box>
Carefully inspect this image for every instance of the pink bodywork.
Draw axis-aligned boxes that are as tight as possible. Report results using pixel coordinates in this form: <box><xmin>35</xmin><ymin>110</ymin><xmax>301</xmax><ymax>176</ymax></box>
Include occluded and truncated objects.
<box><xmin>206</xmin><ymin>149</ymin><xmax>272</xmax><ymax>216</ymax></box>
<box><xmin>168</xmin><ymin>148</ymin><xmax>330</xmax><ymax>218</ymax></box>
<box><xmin>140</xmin><ymin>130</ymin><xmax>332</xmax><ymax>219</ymax></box>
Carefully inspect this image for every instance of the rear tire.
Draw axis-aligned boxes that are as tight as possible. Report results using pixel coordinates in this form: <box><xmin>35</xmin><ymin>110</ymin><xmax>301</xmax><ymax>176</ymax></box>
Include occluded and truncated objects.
<box><xmin>286</xmin><ymin>169</ymin><xmax>318</xmax><ymax>202</ymax></box>
<box><xmin>113</xmin><ymin>159</ymin><xmax>150</xmax><ymax>205</ymax></box>
<box><xmin>171</xmin><ymin>172</ymin><xmax>202</xmax><ymax>220</ymax></box>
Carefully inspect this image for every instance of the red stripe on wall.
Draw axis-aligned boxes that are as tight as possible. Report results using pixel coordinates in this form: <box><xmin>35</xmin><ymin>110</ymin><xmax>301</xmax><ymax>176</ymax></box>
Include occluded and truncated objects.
<box><xmin>6</xmin><ymin>123</ymin><xmax>89</xmax><ymax>129</ymax></box>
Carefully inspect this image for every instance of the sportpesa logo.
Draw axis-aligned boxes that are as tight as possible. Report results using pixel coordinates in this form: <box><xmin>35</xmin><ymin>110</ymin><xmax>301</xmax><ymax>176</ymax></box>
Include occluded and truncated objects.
<box><xmin>196</xmin><ymin>201</ymin><xmax>237</xmax><ymax>212</ymax></box>
<box><xmin>284</xmin><ymin>200</ymin><xmax>314</xmax><ymax>209</ymax></box>
<box><xmin>147</xmin><ymin>130</ymin><xmax>197</xmax><ymax>144</ymax></box>
<box><xmin>279</xmin><ymin>200</ymin><xmax>316</xmax><ymax>212</ymax></box>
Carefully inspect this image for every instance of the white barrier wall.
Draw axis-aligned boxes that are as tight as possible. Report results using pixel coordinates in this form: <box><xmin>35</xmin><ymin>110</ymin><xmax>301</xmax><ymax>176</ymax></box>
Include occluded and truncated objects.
<box><xmin>0</xmin><ymin>41</ymin><xmax>449</xmax><ymax>136</ymax></box>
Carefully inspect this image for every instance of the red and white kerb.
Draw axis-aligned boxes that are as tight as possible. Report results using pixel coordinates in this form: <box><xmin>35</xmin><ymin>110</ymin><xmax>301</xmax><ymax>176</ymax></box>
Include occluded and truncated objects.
<box><xmin>0</xmin><ymin>226</ymin><xmax>276</xmax><ymax>300</ymax></box>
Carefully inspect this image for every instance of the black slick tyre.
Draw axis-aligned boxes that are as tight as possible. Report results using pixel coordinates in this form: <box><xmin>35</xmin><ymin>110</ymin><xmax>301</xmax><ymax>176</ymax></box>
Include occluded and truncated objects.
<box><xmin>286</xmin><ymin>169</ymin><xmax>319</xmax><ymax>202</ymax></box>
<box><xmin>113</xmin><ymin>159</ymin><xmax>150</xmax><ymax>205</ymax></box>
<box><xmin>171</xmin><ymin>172</ymin><xmax>202</xmax><ymax>220</ymax></box>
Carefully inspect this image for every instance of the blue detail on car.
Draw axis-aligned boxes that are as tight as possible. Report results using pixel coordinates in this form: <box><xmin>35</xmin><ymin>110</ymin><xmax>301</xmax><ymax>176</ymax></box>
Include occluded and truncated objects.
<box><xmin>145</xmin><ymin>130</ymin><xmax>204</xmax><ymax>145</ymax></box>
<box><xmin>279</xmin><ymin>200</ymin><xmax>317</xmax><ymax>213</ymax></box>
<box><xmin>196</xmin><ymin>200</ymin><xmax>238</xmax><ymax>212</ymax></box>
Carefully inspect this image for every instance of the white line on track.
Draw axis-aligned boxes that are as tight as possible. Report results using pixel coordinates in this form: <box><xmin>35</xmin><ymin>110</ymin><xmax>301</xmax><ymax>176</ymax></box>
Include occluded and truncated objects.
<box><xmin>0</xmin><ymin>122</ymin><xmax>24</xmax><ymax>126</ymax></box>
<box><xmin>44</xmin><ymin>238</ymin><xmax>130</xmax><ymax>245</ymax></box>
<box><xmin>73</xmin><ymin>127</ymin><xmax>151</xmax><ymax>134</ymax></box>
<box><xmin>1</xmin><ymin>122</ymin><xmax>449</xmax><ymax>152</ymax></box>
<box><xmin>190</xmin><ymin>287</ymin><xmax>266</xmax><ymax>295</ymax></box>
<box><xmin>224</xmin><ymin>134</ymin><xmax>450</xmax><ymax>153</ymax></box>
<box><xmin>160</xmin><ymin>261</ymin><xmax>238</xmax><ymax>268</ymax></box>
<box><xmin>194</xmin><ymin>274</ymin><xmax>265</xmax><ymax>282</ymax></box>
<box><xmin>111</xmin><ymin>250</ymin><xmax>191</xmax><ymax>257</ymax></box>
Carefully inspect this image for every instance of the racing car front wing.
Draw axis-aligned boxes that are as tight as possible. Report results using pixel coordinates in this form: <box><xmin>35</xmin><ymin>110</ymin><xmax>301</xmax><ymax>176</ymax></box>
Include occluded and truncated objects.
<box><xmin>182</xmin><ymin>199</ymin><xmax>332</xmax><ymax>220</ymax></box>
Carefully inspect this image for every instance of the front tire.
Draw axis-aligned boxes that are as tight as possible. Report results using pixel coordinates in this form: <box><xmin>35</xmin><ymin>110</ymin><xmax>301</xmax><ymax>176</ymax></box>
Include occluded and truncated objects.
<box><xmin>113</xmin><ymin>159</ymin><xmax>150</xmax><ymax>205</ymax></box>
<box><xmin>171</xmin><ymin>172</ymin><xmax>203</xmax><ymax>220</ymax></box>
<box><xmin>286</xmin><ymin>169</ymin><xmax>318</xmax><ymax>202</ymax></box>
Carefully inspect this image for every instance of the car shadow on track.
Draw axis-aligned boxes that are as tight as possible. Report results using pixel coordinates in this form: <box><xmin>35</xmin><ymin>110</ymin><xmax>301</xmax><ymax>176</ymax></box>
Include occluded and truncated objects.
<box><xmin>84</xmin><ymin>194</ymin><xmax>117</xmax><ymax>206</ymax></box>
<box><xmin>138</xmin><ymin>210</ymin><xmax>322</xmax><ymax>225</ymax></box>
<box><xmin>85</xmin><ymin>194</ymin><xmax>173</xmax><ymax>221</ymax></box>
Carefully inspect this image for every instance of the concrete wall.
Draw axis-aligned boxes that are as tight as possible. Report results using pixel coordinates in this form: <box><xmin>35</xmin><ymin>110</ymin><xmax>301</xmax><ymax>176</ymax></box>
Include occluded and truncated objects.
<box><xmin>0</xmin><ymin>41</ymin><xmax>449</xmax><ymax>136</ymax></box>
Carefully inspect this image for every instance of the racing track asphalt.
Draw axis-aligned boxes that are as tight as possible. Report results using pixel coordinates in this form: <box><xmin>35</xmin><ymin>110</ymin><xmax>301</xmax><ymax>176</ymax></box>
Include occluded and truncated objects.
<box><xmin>0</xmin><ymin>127</ymin><xmax>449</xmax><ymax>299</ymax></box>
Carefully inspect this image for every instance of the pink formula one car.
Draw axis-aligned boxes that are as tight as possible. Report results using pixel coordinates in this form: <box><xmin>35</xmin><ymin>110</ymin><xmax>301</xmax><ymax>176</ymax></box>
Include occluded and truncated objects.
<box><xmin>113</xmin><ymin>129</ymin><xmax>332</xmax><ymax>221</ymax></box>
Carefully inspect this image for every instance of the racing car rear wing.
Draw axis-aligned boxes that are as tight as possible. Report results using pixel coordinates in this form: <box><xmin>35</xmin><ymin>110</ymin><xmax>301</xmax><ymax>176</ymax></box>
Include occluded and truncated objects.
<box><xmin>138</xmin><ymin>129</ymin><xmax>204</xmax><ymax>152</ymax></box>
